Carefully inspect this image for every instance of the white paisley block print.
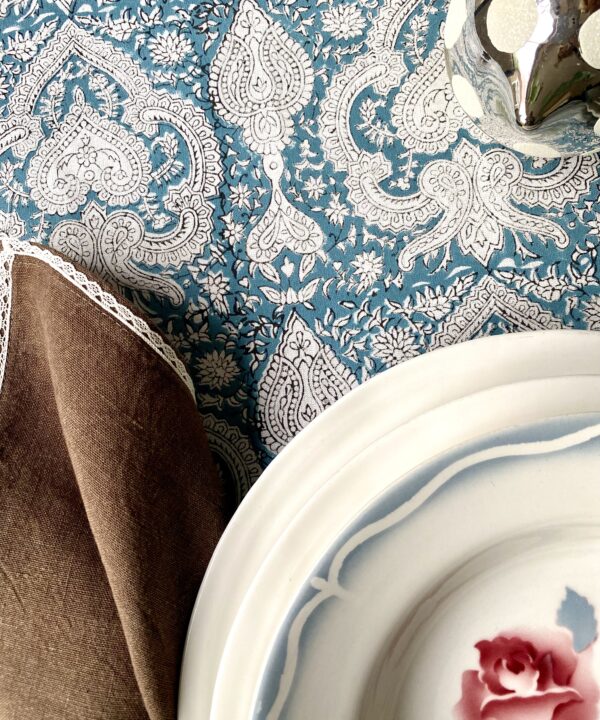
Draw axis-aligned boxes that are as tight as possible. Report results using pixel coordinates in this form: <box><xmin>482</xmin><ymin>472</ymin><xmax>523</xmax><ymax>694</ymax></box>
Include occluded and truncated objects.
<box><xmin>258</xmin><ymin>312</ymin><xmax>358</xmax><ymax>454</ymax></box>
<box><xmin>321</xmin><ymin>21</ymin><xmax>597</xmax><ymax>269</ymax></box>
<box><xmin>1</xmin><ymin>19</ymin><xmax>222</xmax><ymax>305</ymax></box>
<box><xmin>27</xmin><ymin>91</ymin><xmax>152</xmax><ymax>215</ymax></box>
<box><xmin>210</xmin><ymin>0</ymin><xmax>325</xmax><ymax>264</ymax></box>
<box><xmin>429</xmin><ymin>275</ymin><xmax>564</xmax><ymax>349</ymax></box>
<box><xmin>0</xmin><ymin>0</ymin><xmax>599</xmax><ymax>501</ymax></box>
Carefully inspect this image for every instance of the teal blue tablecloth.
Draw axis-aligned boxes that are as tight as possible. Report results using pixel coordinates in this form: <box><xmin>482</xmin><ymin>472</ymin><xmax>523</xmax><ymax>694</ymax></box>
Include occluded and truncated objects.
<box><xmin>1</xmin><ymin>0</ymin><xmax>599</xmax><ymax>502</ymax></box>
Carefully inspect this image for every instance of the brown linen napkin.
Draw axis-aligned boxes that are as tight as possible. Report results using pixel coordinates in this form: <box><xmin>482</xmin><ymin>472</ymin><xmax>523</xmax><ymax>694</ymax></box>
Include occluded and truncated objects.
<box><xmin>0</xmin><ymin>240</ymin><xmax>226</xmax><ymax>720</ymax></box>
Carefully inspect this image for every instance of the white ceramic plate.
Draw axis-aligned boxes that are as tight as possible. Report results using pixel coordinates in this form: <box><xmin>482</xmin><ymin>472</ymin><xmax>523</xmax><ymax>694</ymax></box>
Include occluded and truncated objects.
<box><xmin>179</xmin><ymin>330</ymin><xmax>600</xmax><ymax>720</ymax></box>
<box><xmin>209</xmin><ymin>374</ymin><xmax>600</xmax><ymax>719</ymax></box>
<box><xmin>253</xmin><ymin>413</ymin><xmax>600</xmax><ymax>719</ymax></box>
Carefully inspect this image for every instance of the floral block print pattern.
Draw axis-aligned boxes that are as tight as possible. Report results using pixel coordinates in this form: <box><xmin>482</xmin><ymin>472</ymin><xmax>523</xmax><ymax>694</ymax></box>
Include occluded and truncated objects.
<box><xmin>0</xmin><ymin>0</ymin><xmax>599</xmax><ymax>501</ymax></box>
<box><xmin>455</xmin><ymin>589</ymin><xmax>600</xmax><ymax>720</ymax></box>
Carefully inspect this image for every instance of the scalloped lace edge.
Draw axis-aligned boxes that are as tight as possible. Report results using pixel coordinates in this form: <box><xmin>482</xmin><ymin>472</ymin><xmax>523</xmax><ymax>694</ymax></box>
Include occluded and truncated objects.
<box><xmin>0</xmin><ymin>245</ymin><xmax>14</xmax><ymax>397</ymax></box>
<box><xmin>0</xmin><ymin>240</ymin><xmax>195</xmax><ymax>400</ymax></box>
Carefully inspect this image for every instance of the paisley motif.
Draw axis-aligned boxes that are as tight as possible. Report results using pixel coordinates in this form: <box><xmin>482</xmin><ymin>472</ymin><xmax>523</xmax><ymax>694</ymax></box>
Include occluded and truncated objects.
<box><xmin>27</xmin><ymin>91</ymin><xmax>152</xmax><ymax>215</ymax></box>
<box><xmin>49</xmin><ymin>202</ymin><xmax>187</xmax><ymax>303</ymax></box>
<box><xmin>399</xmin><ymin>140</ymin><xmax>571</xmax><ymax>270</ymax></box>
<box><xmin>6</xmin><ymin>20</ymin><xmax>152</xmax><ymax>158</ymax></box>
<box><xmin>209</xmin><ymin>0</ymin><xmax>313</xmax><ymax>155</ymax></box>
<box><xmin>319</xmin><ymin>52</ymin><xmax>407</xmax><ymax>173</ymax></box>
<box><xmin>1</xmin><ymin>19</ymin><xmax>222</xmax><ymax>303</ymax></box>
<box><xmin>343</xmin><ymin>151</ymin><xmax>438</xmax><ymax>232</ymax></box>
<box><xmin>390</xmin><ymin>45</ymin><xmax>486</xmax><ymax>155</ymax></box>
<box><xmin>258</xmin><ymin>312</ymin><xmax>357</xmax><ymax>454</ymax></box>
<box><xmin>321</xmin><ymin>2</ymin><xmax>597</xmax><ymax>270</ymax></box>
<box><xmin>0</xmin><ymin>114</ymin><xmax>43</xmax><ymax>159</ymax></box>
<box><xmin>429</xmin><ymin>275</ymin><xmax>563</xmax><ymax>349</ymax></box>
<box><xmin>122</xmin><ymin>90</ymin><xmax>222</xmax><ymax>208</ymax></box>
<box><xmin>210</xmin><ymin>0</ymin><xmax>324</xmax><ymax>264</ymax></box>
<box><xmin>203</xmin><ymin>414</ymin><xmax>262</xmax><ymax>504</ymax></box>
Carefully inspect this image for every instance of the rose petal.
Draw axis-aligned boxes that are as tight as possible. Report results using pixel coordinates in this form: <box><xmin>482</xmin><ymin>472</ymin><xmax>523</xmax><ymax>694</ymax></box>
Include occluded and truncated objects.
<box><xmin>477</xmin><ymin>637</ymin><xmax>537</xmax><ymax>694</ymax></box>
<box><xmin>536</xmin><ymin>652</ymin><xmax>555</xmax><ymax>691</ymax></box>
<box><xmin>519</xmin><ymin>629</ymin><xmax>578</xmax><ymax>686</ymax></box>
<box><xmin>482</xmin><ymin>688</ymin><xmax>581</xmax><ymax>720</ymax></box>
<box><xmin>455</xmin><ymin>670</ymin><xmax>487</xmax><ymax>720</ymax></box>
<box><xmin>556</xmin><ymin>646</ymin><xmax>600</xmax><ymax>720</ymax></box>
<box><xmin>497</xmin><ymin>656</ymin><xmax>539</xmax><ymax>695</ymax></box>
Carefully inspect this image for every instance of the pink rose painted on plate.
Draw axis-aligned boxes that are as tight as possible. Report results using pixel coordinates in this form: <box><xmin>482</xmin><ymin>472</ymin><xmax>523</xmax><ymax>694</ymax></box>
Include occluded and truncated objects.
<box><xmin>455</xmin><ymin>588</ymin><xmax>600</xmax><ymax>720</ymax></box>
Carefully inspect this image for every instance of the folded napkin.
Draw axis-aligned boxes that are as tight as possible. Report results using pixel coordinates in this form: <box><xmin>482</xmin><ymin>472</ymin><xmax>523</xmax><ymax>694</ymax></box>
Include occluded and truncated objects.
<box><xmin>0</xmin><ymin>239</ymin><xmax>226</xmax><ymax>719</ymax></box>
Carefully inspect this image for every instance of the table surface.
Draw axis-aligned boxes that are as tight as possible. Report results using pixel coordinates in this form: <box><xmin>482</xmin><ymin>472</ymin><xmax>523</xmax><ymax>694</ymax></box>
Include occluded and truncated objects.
<box><xmin>1</xmin><ymin>0</ymin><xmax>599</xmax><ymax>503</ymax></box>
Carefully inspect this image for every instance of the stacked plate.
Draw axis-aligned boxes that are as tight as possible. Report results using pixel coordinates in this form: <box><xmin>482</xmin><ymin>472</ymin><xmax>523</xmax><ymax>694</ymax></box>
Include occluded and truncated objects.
<box><xmin>179</xmin><ymin>330</ymin><xmax>600</xmax><ymax>720</ymax></box>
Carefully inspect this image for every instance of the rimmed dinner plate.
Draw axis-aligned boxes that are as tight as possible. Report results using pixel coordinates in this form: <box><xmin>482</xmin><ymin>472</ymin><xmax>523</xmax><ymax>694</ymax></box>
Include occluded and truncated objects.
<box><xmin>209</xmin><ymin>374</ymin><xmax>600</xmax><ymax>719</ymax></box>
<box><xmin>253</xmin><ymin>412</ymin><xmax>600</xmax><ymax>719</ymax></box>
<box><xmin>179</xmin><ymin>330</ymin><xmax>600</xmax><ymax>719</ymax></box>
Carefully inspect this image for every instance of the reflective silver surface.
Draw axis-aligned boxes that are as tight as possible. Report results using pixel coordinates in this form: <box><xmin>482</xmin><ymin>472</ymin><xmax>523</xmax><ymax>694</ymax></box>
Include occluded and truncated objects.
<box><xmin>446</xmin><ymin>0</ymin><xmax>600</xmax><ymax>156</ymax></box>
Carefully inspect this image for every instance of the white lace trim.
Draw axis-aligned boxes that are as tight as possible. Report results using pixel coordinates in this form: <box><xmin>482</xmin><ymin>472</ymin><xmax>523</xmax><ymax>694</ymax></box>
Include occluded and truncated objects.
<box><xmin>1</xmin><ymin>240</ymin><xmax>195</xmax><ymax>399</ymax></box>
<box><xmin>0</xmin><ymin>244</ymin><xmax>14</xmax><ymax>398</ymax></box>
